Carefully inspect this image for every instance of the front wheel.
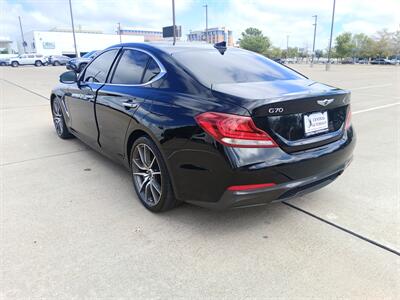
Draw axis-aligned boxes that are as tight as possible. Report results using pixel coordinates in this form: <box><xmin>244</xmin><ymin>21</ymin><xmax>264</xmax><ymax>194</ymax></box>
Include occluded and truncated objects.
<box><xmin>51</xmin><ymin>97</ymin><xmax>73</xmax><ymax>139</ymax></box>
<box><xmin>11</xmin><ymin>61</ymin><xmax>18</xmax><ymax>67</ymax></box>
<box><xmin>53</xmin><ymin>61</ymin><xmax>60</xmax><ymax>66</ymax></box>
<box><xmin>131</xmin><ymin>137</ymin><xmax>180</xmax><ymax>212</ymax></box>
<box><xmin>34</xmin><ymin>60</ymin><xmax>42</xmax><ymax>67</ymax></box>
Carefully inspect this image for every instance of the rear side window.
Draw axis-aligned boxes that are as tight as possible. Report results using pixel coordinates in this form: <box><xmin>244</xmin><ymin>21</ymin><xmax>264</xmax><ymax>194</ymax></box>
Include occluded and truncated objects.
<box><xmin>111</xmin><ymin>49</ymin><xmax>149</xmax><ymax>84</ymax></box>
<box><xmin>173</xmin><ymin>49</ymin><xmax>304</xmax><ymax>87</ymax></box>
<box><xmin>83</xmin><ymin>49</ymin><xmax>119</xmax><ymax>83</ymax></box>
<box><xmin>142</xmin><ymin>58</ymin><xmax>161</xmax><ymax>83</ymax></box>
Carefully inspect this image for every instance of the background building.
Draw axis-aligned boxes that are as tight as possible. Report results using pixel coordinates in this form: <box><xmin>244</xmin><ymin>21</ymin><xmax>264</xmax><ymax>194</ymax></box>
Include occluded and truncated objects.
<box><xmin>187</xmin><ymin>27</ymin><xmax>233</xmax><ymax>46</ymax></box>
<box><xmin>20</xmin><ymin>27</ymin><xmax>144</xmax><ymax>57</ymax></box>
<box><xmin>118</xmin><ymin>27</ymin><xmax>164</xmax><ymax>42</ymax></box>
<box><xmin>0</xmin><ymin>37</ymin><xmax>13</xmax><ymax>53</ymax></box>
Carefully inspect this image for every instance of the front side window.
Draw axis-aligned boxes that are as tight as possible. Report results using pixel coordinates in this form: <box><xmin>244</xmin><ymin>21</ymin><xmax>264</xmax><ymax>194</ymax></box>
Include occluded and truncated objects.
<box><xmin>83</xmin><ymin>49</ymin><xmax>119</xmax><ymax>83</ymax></box>
<box><xmin>111</xmin><ymin>49</ymin><xmax>149</xmax><ymax>85</ymax></box>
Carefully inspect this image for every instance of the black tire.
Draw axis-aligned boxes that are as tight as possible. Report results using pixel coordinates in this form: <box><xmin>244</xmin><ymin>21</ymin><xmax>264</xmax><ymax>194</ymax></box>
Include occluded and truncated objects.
<box><xmin>53</xmin><ymin>61</ymin><xmax>60</xmax><ymax>66</ymax></box>
<box><xmin>34</xmin><ymin>60</ymin><xmax>42</xmax><ymax>67</ymax></box>
<box><xmin>0</xmin><ymin>62</ymin><xmax>6</xmax><ymax>66</ymax></box>
<box><xmin>11</xmin><ymin>61</ymin><xmax>18</xmax><ymax>67</ymax></box>
<box><xmin>51</xmin><ymin>97</ymin><xmax>74</xmax><ymax>139</ymax></box>
<box><xmin>130</xmin><ymin>136</ymin><xmax>181</xmax><ymax>212</ymax></box>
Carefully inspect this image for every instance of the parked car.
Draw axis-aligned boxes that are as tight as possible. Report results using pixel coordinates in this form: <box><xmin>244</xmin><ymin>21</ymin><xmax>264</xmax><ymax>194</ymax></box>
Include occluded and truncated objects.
<box><xmin>370</xmin><ymin>58</ymin><xmax>394</xmax><ymax>65</ymax></box>
<box><xmin>51</xmin><ymin>43</ymin><xmax>355</xmax><ymax>212</ymax></box>
<box><xmin>273</xmin><ymin>58</ymin><xmax>284</xmax><ymax>64</ymax></box>
<box><xmin>10</xmin><ymin>54</ymin><xmax>47</xmax><ymax>67</ymax></box>
<box><xmin>357</xmin><ymin>58</ymin><xmax>369</xmax><ymax>64</ymax></box>
<box><xmin>341</xmin><ymin>58</ymin><xmax>354</xmax><ymax>64</ymax></box>
<box><xmin>66</xmin><ymin>50</ymin><xmax>99</xmax><ymax>72</ymax></box>
<box><xmin>48</xmin><ymin>55</ymin><xmax>71</xmax><ymax>66</ymax></box>
<box><xmin>0</xmin><ymin>58</ymin><xmax>9</xmax><ymax>66</ymax></box>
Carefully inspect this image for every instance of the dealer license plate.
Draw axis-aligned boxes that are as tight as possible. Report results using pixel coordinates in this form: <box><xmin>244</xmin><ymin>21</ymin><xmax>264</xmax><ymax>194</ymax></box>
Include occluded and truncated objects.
<box><xmin>304</xmin><ymin>111</ymin><xmax>329</xmax><ymax>136</ymax></box>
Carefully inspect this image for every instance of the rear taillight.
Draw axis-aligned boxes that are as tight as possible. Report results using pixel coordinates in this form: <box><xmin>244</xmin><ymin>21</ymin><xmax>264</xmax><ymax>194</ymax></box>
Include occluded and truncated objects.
<box><xmin>195</xmin><ymin>112</ymin><xmax>278</xmax><ymax>148</ymax></box>
<box><xmin>345</xmin><ymin>107</ymin><xmax>352</xmax><ymax>130</ymax></box>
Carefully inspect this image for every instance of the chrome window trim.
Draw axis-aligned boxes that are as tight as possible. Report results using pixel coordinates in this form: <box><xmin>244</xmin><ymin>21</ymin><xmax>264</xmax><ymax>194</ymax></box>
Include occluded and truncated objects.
<box><xmin>104</xmin><ymin>47</ymin><xmax>167</xmax><ymax>87</ymax></box>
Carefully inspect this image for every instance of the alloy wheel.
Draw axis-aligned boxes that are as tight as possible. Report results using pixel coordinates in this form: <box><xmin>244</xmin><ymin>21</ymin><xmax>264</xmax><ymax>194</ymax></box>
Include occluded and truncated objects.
<box><xmin>132</xmin><ymin>143</ymin><xmax>162</xmax><ymax>206</ymax></box>
<box><xmin>52</xmin><ymin>99</ymin><xmax>63</xmax><ymax>136</ymax></box>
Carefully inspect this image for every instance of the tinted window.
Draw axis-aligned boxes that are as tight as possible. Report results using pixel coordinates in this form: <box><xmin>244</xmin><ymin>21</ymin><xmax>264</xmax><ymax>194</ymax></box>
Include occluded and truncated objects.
<box><xmin>142</xmin><ymin>58</ymin><xmax>161</xmax><ymax>83</ymax></box>
<box><xmin>83</xmin><ymin>49</ymin><xmax>118</xmax><ymax>83</ymax></box>
<box><xmin>173</xmin><ymin>49</ymin><xmax>304</xmax><ymax>87</ymax></box>
<box><xmin>111</xmin><ymin>50</ymin><xmax>149</xmax><ymax>84</ymax></box>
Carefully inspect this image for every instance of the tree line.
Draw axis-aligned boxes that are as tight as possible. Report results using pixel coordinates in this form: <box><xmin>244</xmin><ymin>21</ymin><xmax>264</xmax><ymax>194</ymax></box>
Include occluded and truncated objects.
<box><xmin>239</xmin><ymin>27</ymin><xmax>400</xmax><ymax>60</ymax></box>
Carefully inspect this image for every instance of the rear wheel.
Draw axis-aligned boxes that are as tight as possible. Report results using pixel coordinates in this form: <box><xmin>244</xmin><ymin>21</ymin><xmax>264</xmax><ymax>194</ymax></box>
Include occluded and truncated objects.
<box><xmin>0</xmin><ymin>62</ymin><xmax>6</xmax><ymax>66</ymax></box>
<box><xmin>53</xmin><ymin>61</ymin><xmax>60</xmax><ymax>66</ymax></box>
<box><xmin>11</xmin><ymin>61</ymin><xmax>18</xmax><ymax>67</ymax></box>
<box><xmin>51</xmin><ymin>97</ymin><xmax>73</xmax><ymax>139</ymax></box>
<box><xmin>34</xmin><ymin>60</ymin><xmax>42</xmax><ymax>67</ymax></box>
<box><xmin>131</xmin><ymin>137</ymin><xmax>180</xmax><ymax>212</ymax></box>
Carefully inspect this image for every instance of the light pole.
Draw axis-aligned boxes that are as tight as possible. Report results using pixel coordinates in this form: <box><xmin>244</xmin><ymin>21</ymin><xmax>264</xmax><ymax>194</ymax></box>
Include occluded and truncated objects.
<box><xmin>311</xmin><ymin>15</ymin><xmax>317</xmax><ymax>67</ymax></box>
<box><xmin>203</xmin><ymin>4</ymin><xmax>208</xmax><ymax>43</ymax></box>
<box><xmin>68</xmin><ymin>0</ymin><xmax>79</xmax><ymax>57</ymax></box>
<box><xmin>18</xmin><ymin>16</ymin><xmax>26</xmax><ymax>54</ymax></box>
<box><xmin>172</xmin><ymin>0</ymin><xmax>176</xmax><ymax>45</ymax></box>
<box><xmin>286</xmin><ymin>35</ymin><xmax>289</xmax><ymax>58</ymax></box>
<box><xmin>118</xmin><ymin>22</ymin><xmax>122</xmax><ymax>43</ymax></box>
<box><xmin>326</xmin><ymin>0</ymin><xmax>336</xmax><ymax>71</ymax></box>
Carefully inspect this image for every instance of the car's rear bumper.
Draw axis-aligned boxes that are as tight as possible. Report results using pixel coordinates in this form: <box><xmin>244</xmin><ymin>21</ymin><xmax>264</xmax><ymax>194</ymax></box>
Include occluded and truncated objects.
<box><xmin>186</xmin><ymin>158</ymin><xmax>351</xmax><ymax>210</ymax></box>
<box><xmin>168</xmin><ymin>127</ymin><xmax>355</xmax><ymax>209</ymax></box>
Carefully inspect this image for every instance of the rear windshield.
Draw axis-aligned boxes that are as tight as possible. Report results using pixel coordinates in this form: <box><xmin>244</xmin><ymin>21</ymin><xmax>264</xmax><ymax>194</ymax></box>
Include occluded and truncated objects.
<box><xmin>173</xmin><ymin>49</ymin><xmax>304</xmax><ymax>87</ymax></box>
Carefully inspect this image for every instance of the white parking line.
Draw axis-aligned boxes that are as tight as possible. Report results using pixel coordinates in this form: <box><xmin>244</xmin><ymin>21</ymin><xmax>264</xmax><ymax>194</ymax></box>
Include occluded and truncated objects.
<box><xmin>351</xmin><ymin>83</ymin><xmax>393</xmax><ymax>91</ymax></box>
<box><xmin>353</xmin><ymin>102</ymin><xmax>400</xmax><ymax>115</ymax></box>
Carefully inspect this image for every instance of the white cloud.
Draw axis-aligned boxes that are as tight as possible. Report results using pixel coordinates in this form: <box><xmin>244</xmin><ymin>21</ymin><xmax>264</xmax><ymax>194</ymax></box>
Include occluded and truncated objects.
<box><xmin>1</xmin><ymin>0</ymin><xmax>398</xmax><ymax>51</ymax></box>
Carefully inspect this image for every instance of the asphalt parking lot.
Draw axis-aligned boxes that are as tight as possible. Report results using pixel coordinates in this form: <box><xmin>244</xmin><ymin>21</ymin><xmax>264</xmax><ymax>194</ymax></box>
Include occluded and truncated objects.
<box><xmin>1</xmin><ymin>64</ymin><xmax>399</xmax><ymax>298</ymax></box>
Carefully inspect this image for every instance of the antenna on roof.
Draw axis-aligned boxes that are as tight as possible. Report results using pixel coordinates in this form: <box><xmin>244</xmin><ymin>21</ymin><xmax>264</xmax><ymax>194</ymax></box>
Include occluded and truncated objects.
<box><xmin>214</xmin><ymin>41</ymin><xmax>227</xmax><ymax>55</ymax></box>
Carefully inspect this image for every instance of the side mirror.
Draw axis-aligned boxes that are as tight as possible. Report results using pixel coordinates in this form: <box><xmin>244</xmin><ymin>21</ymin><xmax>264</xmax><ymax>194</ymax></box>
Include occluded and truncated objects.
<box><xmin>59</xmin><ymin>71</ymin><xmax>77</xmax><ymax>84</ymax></box>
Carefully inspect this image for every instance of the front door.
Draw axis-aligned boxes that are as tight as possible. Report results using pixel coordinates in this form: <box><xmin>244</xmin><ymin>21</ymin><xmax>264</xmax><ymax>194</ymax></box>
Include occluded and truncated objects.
<box><xmin>63</xmin><ymin>49</ymin><xmax>120</xmax><ymax>148</ymax></box>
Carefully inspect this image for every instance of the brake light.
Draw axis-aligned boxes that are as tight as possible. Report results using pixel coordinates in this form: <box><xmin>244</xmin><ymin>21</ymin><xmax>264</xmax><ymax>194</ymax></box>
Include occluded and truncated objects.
<box><xmin>195</xmin><ymin>112</ymin><xmax>278</xmax><ymax>148</ymax></box>
<box><xmin>345</xmin><ymin>107</ymin><xmax>352</xmax><ymax>129</ymax></box>
<box><xmin>227</xmin><ymin>183</ymin><xmax>276</xmax><ymax>191</ymax></box>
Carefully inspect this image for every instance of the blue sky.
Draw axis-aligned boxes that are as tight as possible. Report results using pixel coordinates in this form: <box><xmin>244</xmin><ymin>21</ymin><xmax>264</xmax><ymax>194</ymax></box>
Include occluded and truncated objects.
<box><xmin>1</xmin><ymin>0</ymin><xmax>399</xmax><ymax>50</ymax></box>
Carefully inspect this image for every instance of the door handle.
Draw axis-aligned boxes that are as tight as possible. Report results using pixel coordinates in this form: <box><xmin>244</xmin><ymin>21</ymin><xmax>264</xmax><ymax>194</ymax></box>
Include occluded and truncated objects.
<box><xmin>122</xmin><ymin>102</ymin><xmax>138</xmax><ymax>109</ymax></box>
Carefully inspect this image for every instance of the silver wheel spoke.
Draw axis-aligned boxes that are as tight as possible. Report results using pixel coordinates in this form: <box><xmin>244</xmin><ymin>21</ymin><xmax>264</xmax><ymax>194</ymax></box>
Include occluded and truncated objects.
<box><xmin>150</xmin><ymin>182</ymin><xmax>159</xmax><ymax>201</ymax></box>
<box><xmin>132</xmin><ymin>159</ymin><xmax>146</xmax><ymax>171</ymax></box>
<box><xmin>133</xmin><ymin>172</ymin><xmax>148</xmax><ymax>177</ymax></box>
<box><xmin>144</xmin><ymin>181</ymin><xmax>151</xmax><ymax>202</ymax></box>
<box><xmin>139</xmin><ymin>177</ymin><xmax>150</xmax><ymax>192</ymax></box>
<box><xmin>151</xmin><ymin>180</ymin><xmax>161</xmax><ymax>194</ymax></box>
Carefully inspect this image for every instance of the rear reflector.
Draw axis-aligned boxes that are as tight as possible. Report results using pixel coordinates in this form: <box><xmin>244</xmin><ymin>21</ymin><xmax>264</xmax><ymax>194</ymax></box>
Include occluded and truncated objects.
<box><xmin>195</xmin><ymin>112</ymin><xmax>278</xmax><ymax>148</ymax></box>
<box><xmin>227</xmin><ymin>183</ymin><xmax>276</xmax><ymax>191</ymax></box>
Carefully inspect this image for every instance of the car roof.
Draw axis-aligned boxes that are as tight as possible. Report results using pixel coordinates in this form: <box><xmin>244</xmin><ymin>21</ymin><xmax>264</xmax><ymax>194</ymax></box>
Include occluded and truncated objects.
<box><xmin>109</xmin><ymin>42</ymin><xmax>237</xmax><ymax>55</ymax></box>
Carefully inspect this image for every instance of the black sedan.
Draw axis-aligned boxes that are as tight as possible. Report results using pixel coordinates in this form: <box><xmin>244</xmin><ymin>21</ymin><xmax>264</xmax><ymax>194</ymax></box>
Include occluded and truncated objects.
<box><xmin>51</xmin><ymin>43</ymin><xmax>355</xmax><ymax>212</ymax></box>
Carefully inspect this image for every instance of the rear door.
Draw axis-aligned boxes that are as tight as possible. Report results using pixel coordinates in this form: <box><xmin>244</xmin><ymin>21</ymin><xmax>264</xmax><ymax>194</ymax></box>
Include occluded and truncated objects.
<box><xmin>63</xmin><ymin>49</ymin><xmax>120</xmax><ymax>147</ymax></box>
<box><xmin>96</xmin><ymin>48</ymin><xmax>162</xmax><ymax>161</ymax></box>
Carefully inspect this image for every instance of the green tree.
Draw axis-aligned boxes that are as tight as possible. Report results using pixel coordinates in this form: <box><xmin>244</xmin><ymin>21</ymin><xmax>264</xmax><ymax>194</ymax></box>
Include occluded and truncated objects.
<box><xmin>239</xmin><ymin>27</ymin><xmax>271</xmax><ymax>54</ymax></box>
<box><xmin>335</xmin><ymin>32</ymin><xmax>355</xmax><ymax>59</ymax></box>
<box><xmin>265</xmin><ymin>46</ymin><xmax>282</xmax><ymax>59</ymax></box>
<box><xmin>373</xmin><ymin>29</ymin><xmax>392</xmax><ymax>57</ymax></box>
<box><xmin>352</xmin><ymin>33</ymin><xmax>375</xmax><ymax>58</ymax></box>
<box><xmin>315</xmin><ymin>49</ymin><xmax>324</xmax><ymax>59</ymax></box>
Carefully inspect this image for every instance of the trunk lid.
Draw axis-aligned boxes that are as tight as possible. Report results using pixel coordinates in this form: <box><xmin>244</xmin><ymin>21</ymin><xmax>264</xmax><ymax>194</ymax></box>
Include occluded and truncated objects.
<box><xmin>212</xmin><ymin>79</ymin><xmax>350</xmax><ymax>152</ymax></box>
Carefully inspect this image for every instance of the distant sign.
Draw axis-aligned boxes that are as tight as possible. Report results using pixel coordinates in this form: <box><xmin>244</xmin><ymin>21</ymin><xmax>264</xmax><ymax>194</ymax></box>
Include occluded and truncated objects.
<box><xmin>43</xmin><ymin>41</ymin><xmax>55</xmax><ymax>49</ymax></box>
<box><xmin>162</xmin><ymin>25</ymin><xmax>182</xmax><ymax>38</ymax></box>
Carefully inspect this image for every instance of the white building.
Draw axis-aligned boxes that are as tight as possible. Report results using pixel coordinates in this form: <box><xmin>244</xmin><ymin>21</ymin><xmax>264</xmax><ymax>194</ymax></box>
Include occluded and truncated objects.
<box><xmin>21</xmin><ymin>28</ymin><xmax>144</xmax><ymax>57</ymax></box>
